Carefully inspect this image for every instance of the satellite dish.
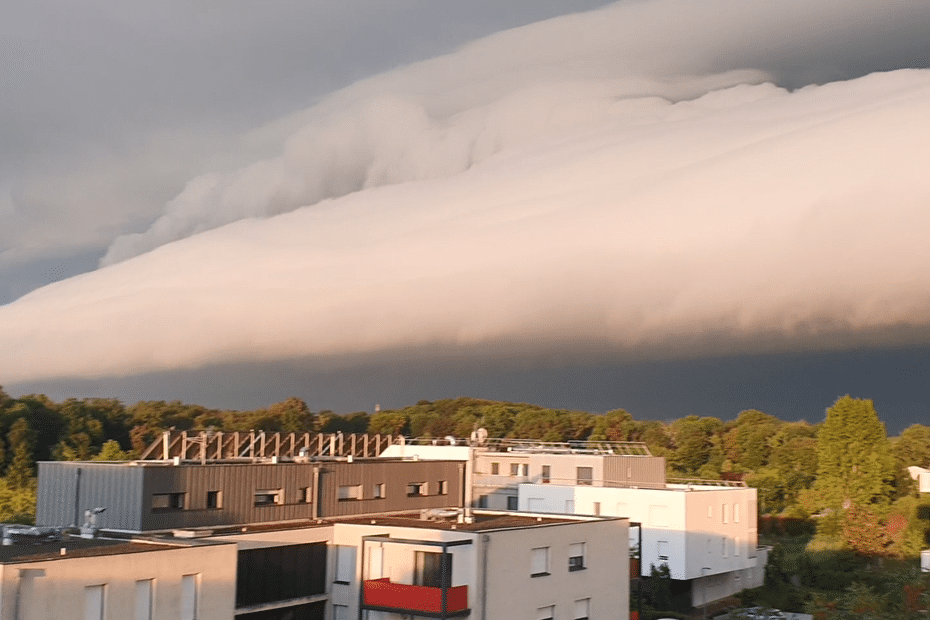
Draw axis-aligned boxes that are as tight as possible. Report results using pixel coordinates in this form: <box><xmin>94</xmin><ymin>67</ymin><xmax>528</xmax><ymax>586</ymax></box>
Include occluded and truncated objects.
<box><xmin>470</xmin><ymin>428</ymin><xmax>489</xmax><ymax>446</ymax></box>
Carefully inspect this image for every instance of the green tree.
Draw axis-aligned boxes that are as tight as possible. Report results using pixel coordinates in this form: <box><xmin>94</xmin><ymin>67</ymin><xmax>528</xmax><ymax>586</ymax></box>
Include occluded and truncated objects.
<box><xmin>589</xmin><ymin>409</ymin><xmax>636</xmax><ymax>442</ymax></box>
<box><xmin>93</xmin><ymin>439</ymin><xmax>133</xmax><ymax>461</ymax></box>
<box><xmin>267</xmin><ymin>397</ymin><xmax>317</xmax><ymax>434</ymax></box>
<box><xmin>7</xmin><ymin>417</ymin><xmax>35</xmax><ymax>489</ymax></box>
<box><xmin>892</xmin><ymin>424</ymin><xmax>930</xmax><ymax>469</ymax></box>
<box><xmin>667</xmin><ymin>415</ymin><xmax>724</xmax><ymax>477</ymax></box>
<box><xmin>815</xmin><ymin>396</ymin><xmax>895</xmax><ymax>512</ymax></box>
<box><xmin>368</xmin><ymin>411</ymin><xmax>409</xmax><ymax>435</ymax></box>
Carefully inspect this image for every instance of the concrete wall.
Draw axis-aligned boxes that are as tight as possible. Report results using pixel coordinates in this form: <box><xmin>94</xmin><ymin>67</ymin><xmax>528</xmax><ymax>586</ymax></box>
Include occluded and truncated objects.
<box><xmin>519</xmin><ymin>483</ymin><xmax>759</xmax><ymax>582</ymax></box>
<box><xmin>483</xmin><ymin>517</ymin><xmax>629</xmax><ymax>620</ymax></box>
<box><xmin>0</xmin><ymin>542</ymin><xmax>236</xmax><ymax>620</ymax></box>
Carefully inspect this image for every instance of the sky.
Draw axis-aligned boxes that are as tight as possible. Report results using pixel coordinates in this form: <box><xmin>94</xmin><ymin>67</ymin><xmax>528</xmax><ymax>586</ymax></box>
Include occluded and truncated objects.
<box><xmin>3</xmin><ymin>0</ymin><xmax>930</xmax><ymax>435</ymax></box>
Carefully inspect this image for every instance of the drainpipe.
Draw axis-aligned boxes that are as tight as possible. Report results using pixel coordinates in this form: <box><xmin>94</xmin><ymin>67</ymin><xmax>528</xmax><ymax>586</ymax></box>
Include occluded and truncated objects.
<box><xmin>312</xmin><ymin>465</ymin><xmax>321</xmax><ymax>519</ymax></box>
<box><xmin>480</xmin><ymin>534</ymin><xmax>490</xmax><ymax>620</ymax></box>
<box><xmin>72</xmin><ymin>467</ymin><xmax>82</xmax><ymax>528</ymax></box>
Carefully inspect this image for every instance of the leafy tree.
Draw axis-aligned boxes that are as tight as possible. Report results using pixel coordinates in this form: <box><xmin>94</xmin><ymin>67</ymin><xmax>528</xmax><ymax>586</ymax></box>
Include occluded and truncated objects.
<box><xmin>815</xmin><ymin>396</ymin><xmax>895</xmax><ymax>512</ymax></box>
<box><xmin>0</xmin><ymin>477</ymin><xmax>36</xmax><ymax>524</ymax></box>
<box><xmin>7</xmin><ymin>417</ymin><xmax>35</xmax><ymax>489</ymax></box>
<box><xmin>368</xmin><ymin>411</ymin><xmax>409</xmax><ymax>435</ymax></box>
<box><xmin>268</xmin><ymin>397</ymin><xmax>317</xmax><ymax>434</ymax></box>
<box><xmin>722</xmin><ymin>409</ymin><xmax>781</xmax><ymax>471</ymax></box>
<box><xmin>93</xmin><ymin>439</ymin><xmax>133</xmax><ymax>461</ymax></box>
<box><xmin>667</xmin><ymin>415</ymin><xmax>724</xmax><ymax>477</ymax></box>
<box><xmin>589</xmin><ymin>409</ymin><xmax>636</xmax><ymax>442</ymax></box>
<box><xmin>319</xmin><ymin>411</ymin><xmax>370</xmax><ymax>434</ymax></box>
<box><xmin>891</xmin><ymin>424</ymin><xmax>930</xmax><ymax>469</ymax></box>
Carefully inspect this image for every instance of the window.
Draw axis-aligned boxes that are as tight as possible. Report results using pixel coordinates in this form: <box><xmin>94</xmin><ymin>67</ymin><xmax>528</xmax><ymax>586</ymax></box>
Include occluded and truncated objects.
<box><xmin>491</xmin><ymin>462</ymin><xmax>499</xmax><ymax>475</ymax></box>
<box><xmin>437</xmin><ymin>480</ymin><xmax>448</xmax><ymax>495</ymax></box>
<box><xmin>181</xmin><ymin>574</ymin><xmax>198</xmax><ymax>620</ymax></box>
<box><xmin>574</xmin><ymin>598</ymin><xmax>590</xmax><ymax>620</ymax></box>
<box><xmin>415</xmin><ymin>551</ymin><xmax>449</xmax><ymax>587</ymax></box>
<box><xmin>531</xmin><ymin>547</ymin><xmax>550</xmax><ymax>577</ymax></box>
<box><xmin>206</xmin><ymin>491</ymin><xmax>221</xmax><ymax>509</ymax></box>
<box><xmin>565</xmin><ymin>499</ymin><xmax>575</xmax><ymax>512</ymax></box>
<box><xmin>722</xmin><ymin>503</ymin><xmax>729</xmax><ymax>524</ymax></box>
<box><xmin>407</xmin><ymin>482</ymin><xmax>427</xmax><ymax>496</ymax></box>
<box><xmin>478</xmin><ymin>494</ymin><xmax>488</xmax><ymax>508</ymax></box>
<box><xmin>707</xmin><ymin>505</ymin><xmax>713</xmax><ymax>519</ymax></box>
<box><xmin>734</xmin><ymin>503</ymin><xmax>740</xmax><ymax>523</ymax></box>
<box><xmin>568</xmin><ymin>542</ymin><xmax>586</xmax><ymax>571</ymax></box>
<box><xmin>254</xmin><ymin>489</ymin><xmax>283</xmax><ymax>506</ymax></box>
<box><xmin>337</xmin><ymin>485</ymin><xmax>362</xmax><ymax>501</ymax></box>
<box><xmin>335</xmin><ymin>546</ymin><xmax>355</xmax><ymax>583</ymax></box>
<box><xmin>658</xmin><ymin>541</ymin><xmax>669</xmax><ymax>561</ymax></box>
<box><xmin>151</xmin><ymin>493</ymin><xmax>185</xmax><ymax>510</ymax></box>
<box><xmin>507</xmin><ymin>496</ymin><xmax>518</xmax><ymax>510</ymax></box>
<box><xmin>521</xmin><ymin>463</ymin><xmax>529</xmax><ymax>476</ymax></box>
<box><xmin>85</xmin><ymin>584</ymin><xmax>105</xmax><ymax>620</ymax></box>
<box><xmin>537</xmin><ymin>605</ymin><xmax>555</xmax><ymax>620</ymax></box>
<box><xmin>368</xmin><ymin>545</ymin><xmax>384</xmax><ymax>579</ymax></box>
<box><xmin>135</xmin><ymin>579</ymin><xmax>153</xmax><ymax>620</ymax></box>
<box><xmin>541</xmin><ymin>465</ymin><xmax>551</xmax><ymax>483</ymax></box>
<box><xmin>372</xmin><ymin>483</ymin><xmax>385</xmax><ymax>499</ymax></box>
<box><xmin>576</xmin><ymin>467</ymin><xmax>593</xmax><ymax>485</ymax></box>
<box><xmin>592</xmin><ymin>502</ymin><xmax>601</xmax><ymax>516</ymax></box>
<box><xmin>510</xmin><ymin>463</ymin><xmax>520</xmax><ymax>477</ymax></box>
<box><xmin>333</xmin><ymin>605</ymin><xmax>349</xmax><ymax>620</ymax></box>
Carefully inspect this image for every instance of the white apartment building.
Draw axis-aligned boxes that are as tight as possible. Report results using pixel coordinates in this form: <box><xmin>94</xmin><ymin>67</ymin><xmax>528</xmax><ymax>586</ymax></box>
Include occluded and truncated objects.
<box><xmin>915</xmin><ymin>467</ymin><xmax>930</xmax><ymax>573</ymax></box>
<box><xmin>382</xmin><ymin>439</ymin><xmax>765</xmax><ymax>606</ymax></box>
<box><xmin>0</xmin><ymin>533</ymin><xmax>237</xmax><ymax>620</ymax></box>
<box><xmin>217</xmin><ymin>510</ymin><xmax>629</xmax><ymax>620</ymax></box>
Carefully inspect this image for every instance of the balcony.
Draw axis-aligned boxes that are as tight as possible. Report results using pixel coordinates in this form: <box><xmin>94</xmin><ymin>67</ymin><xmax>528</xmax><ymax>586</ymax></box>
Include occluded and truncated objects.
<box><xmin>363</xmin><ymin>578</ymin><xmax>469</xmax><ymax>617</ymax></box>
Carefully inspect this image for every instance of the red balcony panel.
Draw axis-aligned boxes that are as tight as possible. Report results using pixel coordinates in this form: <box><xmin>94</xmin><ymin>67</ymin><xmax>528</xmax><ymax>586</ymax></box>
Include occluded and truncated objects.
<box><xmin>363</xmin><ymin>578</ymin><xmax>468</xmax><ymax>614</ymax></box>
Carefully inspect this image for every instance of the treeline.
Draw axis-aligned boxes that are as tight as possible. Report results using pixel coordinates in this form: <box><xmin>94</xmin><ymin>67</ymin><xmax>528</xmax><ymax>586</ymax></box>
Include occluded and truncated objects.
<box><xmin>1</xmin><ymin>388</ymin><xmax>929</xmax><ymax>552</ymax></box>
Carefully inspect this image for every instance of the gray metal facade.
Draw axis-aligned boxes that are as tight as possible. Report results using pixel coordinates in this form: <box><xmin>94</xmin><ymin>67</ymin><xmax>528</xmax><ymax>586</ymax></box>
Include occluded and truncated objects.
<box><xmin>37</xmin><ymin>459</ymin><xmax>464</xmax><ymax>532</ymax></box>
<box><xmin>602</xmin><ymin>455</ymin><xmax>666</xmax><ymax>488</ymax></box>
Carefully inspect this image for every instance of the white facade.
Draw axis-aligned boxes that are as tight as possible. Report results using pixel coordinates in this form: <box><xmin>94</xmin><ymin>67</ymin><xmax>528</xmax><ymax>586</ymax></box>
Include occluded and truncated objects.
<box><xmin>0</xmin><ymin>540</ymin><xmax>237</xmax><ymax>620</ymax></box>
<box><xmin>328</xmin><ymin>512</ymin><xmax>629</xmax><ymax>620</ymax></box>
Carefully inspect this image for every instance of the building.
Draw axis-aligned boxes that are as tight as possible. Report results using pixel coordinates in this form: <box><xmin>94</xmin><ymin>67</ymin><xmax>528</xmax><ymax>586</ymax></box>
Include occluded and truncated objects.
<box><xmin>36</xmin><ymin>457</ymin><xmax>465</xmax><ymax>532</ymax></box>
<box><xmin>213</xmin><ymin>510</ymin><xmax>629</xmax><ymax>620</ymax></box>
<box><xmin>382</xmin><ymin>438</ymin><xmax>765</xmax><ymax>606</ymax></box>
<box><xmin>914</xmin><ymin>466</ymin><xmax>930</xmax><ymax>573</ymax></box>
<box><xmin>0</xmin><ymin>529</ymin><xmax>236</xmax><ymax>620</ymax></box>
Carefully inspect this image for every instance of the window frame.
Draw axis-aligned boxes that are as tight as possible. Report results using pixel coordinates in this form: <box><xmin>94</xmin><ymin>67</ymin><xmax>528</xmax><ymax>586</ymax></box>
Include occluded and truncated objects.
<box><xmin>568</xmin><ymin>542</ymin><xmax>586</xmax><ymax>572</ymax></box>
<box><xmin>531</xmin><ymin>546</ymin><xmax>551</xmax><ymax>577</ymax></box>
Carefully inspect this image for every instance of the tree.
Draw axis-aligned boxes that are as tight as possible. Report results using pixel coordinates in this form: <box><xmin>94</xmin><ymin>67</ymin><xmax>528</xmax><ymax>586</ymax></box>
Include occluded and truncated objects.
<box><xmin>268</xmin><ymin>397</ymin><xmax>317</xmax><ymax>434</ymax></box>
<box><xmin>93</xmin><ymin>439</ymin><xmax>133</xmax><ymax>461</ymax></box>
<box><xmin>815</xmin><ymin>396</ymin><xmax>895</xmax><ymax>512</ymax></box>
<box><xmin>589</xmin><ymin>409</ymin><xmax>636</xmax><ymax>442</ymax></box>
<box><xmin>891</xmin><ymin>424</ymin><xmax>930</xmax><ymax>469</ymax></box>
<box><xmin>7</xmin><ymin>417</ymin><xmax>35</xmax><ymax>489</ymax></box>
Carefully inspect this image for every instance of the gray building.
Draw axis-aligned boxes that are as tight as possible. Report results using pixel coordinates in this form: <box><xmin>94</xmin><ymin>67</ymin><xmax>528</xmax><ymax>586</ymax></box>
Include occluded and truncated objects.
<box><xmin>37</xmin><ymin>457</ymin><xmax>465</xmax><ymax>532</ymax></box>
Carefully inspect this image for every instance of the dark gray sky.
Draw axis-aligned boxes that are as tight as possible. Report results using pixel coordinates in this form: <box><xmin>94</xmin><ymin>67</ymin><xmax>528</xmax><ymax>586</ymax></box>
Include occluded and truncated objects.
<box><xmin>3</xmin><ymin>0</ymin><xmax>930</xmax><ymax>434</ymax></box>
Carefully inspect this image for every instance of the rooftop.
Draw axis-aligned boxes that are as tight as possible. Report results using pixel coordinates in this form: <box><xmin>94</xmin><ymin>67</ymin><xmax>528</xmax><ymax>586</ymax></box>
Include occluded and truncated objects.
<box><xmin>0</xmin><ymin>533</ymin><xmax>213</xmax><ymax>564</ymax></box>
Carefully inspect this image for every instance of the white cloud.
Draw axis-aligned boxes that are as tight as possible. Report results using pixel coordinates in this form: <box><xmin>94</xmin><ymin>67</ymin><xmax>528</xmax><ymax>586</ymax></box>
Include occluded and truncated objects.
<box><xmin>4</xmin><ymin>0</ymin><xmax>930</xmax><ymax>385</ymax></box>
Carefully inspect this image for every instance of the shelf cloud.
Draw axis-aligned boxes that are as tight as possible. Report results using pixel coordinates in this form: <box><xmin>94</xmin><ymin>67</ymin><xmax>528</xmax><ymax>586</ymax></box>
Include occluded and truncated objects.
<box><xmin>4</xmin><ymin>0</ymin><xmax>930</xmax><ymax>386</ymax></box>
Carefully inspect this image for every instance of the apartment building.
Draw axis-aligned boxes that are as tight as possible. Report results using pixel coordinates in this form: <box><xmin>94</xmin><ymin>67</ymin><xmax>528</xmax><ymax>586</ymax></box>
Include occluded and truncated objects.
<box><xmin>36</xmin><ymin>458</ymin><xmax>464</xmax><ymax>532</ymax></box>
<box><xmin>214</xmin><ymin>510</ymin><xmax>629</xmax><ymax>620</ymax></box>
<box><xmin>0</xmin><ymin>531</ymin><xmax>236</xmax><ymax>620</ymax></box>
<box><xmin>382</xmin><ymin>438</ymin><xmax>765</xmax><ymax>606</ymax></box>
<box><xmin>915</xmin><ymin>466</ymin><xmax>930</xmax><ymax>573</ymax></box>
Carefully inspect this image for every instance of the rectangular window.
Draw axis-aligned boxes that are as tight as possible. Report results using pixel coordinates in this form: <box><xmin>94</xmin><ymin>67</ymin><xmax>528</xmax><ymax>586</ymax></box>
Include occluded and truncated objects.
<box><xmin>491</xmin><ymin>462</ymin><xmax>499</xmax><ymax>475</ymax></box>
<box><xmin>337</xmin><ymin>485</ymin><xmax>363</xmax><ymax>501</ymax></box>
<box><xmin>415</xmin><ymin>551</ymin><xmax>449</xmax><ymax>588</ymax></box>
<box><xmin>181</xmin><ymin>574</ymin><xmax>198</xmax><ymax>620</ymax></box>
<box><xmin>478</xmin><ymin>494</ymin><xmax>488</xmax><ymax>508</ymax></box>
<box><xmin>707</xmin><ymin>505</ymin><xmax>713</xmax><ymax>519</ymax></box>
<box><xmin>537</xmin><ymin>605</ymin><xmax>555</xmax><ymax>620</ymax></box>
<box><xmin>333</xmin><ymin>605</ymin><xmax>349</xmax><ymax>620</ymax></box>
<box><xmin>574</xmin><ymin>598</ymin><xmax>590</xmax><ymax>620</ymax></box>
<box><xmin>592</xmin><ymin>502</ymin><xmax>601</xmax><ymax>516</ymax></box>
<box><xmin>437</xmin><ymin>480</ymin><xmax>448</xmax><ymax>495</ymax></box>
<box><xmin>531</xmin><ymin>547</ymin><xmax>550</xmax><ymax>577</ymax></box>
<box><xmin>510</xmin><ymin>463</ymin><xmax>520</xmax><ymax>476</ymax></box>
<box><xmin>406</xmin><ymin>482</ymin><xmax>427</xmax><ymax>496</ymax></box>
<box><xmin>368</xmin><ymin>546</ymin><xmax>384</xmax><ymax>579</ymax></box>
<box><xmin>373</xmin><ymin>483</ymin><xmax>385</xmax><ymax>499</ymax></box>
<box><xmin>576</xmin><ymin>467</ymin><xmax>593</xmax><ymax>485</ymax></box>
<box><xmin>151</xmin><ymin>493</ymin><xmax>185</xmax><ymax>510</ymax></box>
<box><xmin>254</xmin><ymin>489</ymin><xmax>283</xmax><ymax>506</ymax></box>
<box><xmin>541</xmin><ymin>465</ymin><xmax>551</xmax><ymax>483</ymax></box>
<box><xmin>507</xmin><ymin>496</ymin><xmax>518</xmax><ymax>510</ymax></box>
<box><xmin>521</xmin><ymin>463</ymin><xmax>529</xmax><ymax>476</ymax></box>
<box><xmin>734</xmin><ymin>503</ymin><xmax>740</xmax><ymax>523</ymax></box>
<box><xmin>335</xmin><ymin>546</ymin><xmax>355</xmax><ymax>583</ymax></box>
<box><xmin>722</xmin><ymin>503</ymin><xmax>729</xmax><ymax>524</ymax></box>
<box><xmin>299</xmin><ymin>486</ymin><xmax>312</xmax><ymax>503</ymax></box>
<box><xmin>568</xmin><ymin>542</ymin><xmax>585</xmax><ymax>571</ymax></box>
<box><xmin>206</xmin><ymin>491</ymin><xmax>221</xmax><ymax>509</ymax></box>
<box><xmin>85</xmin><ymin>584</ymin><xmax>105</xmax><ymax>620</ymax></box>
<box><xmin>658</xmin><ymin>540</ymin><xmax>669</xmax><ymax>561</ymax></box>
<box><xmin>135</xmin><ymin>579</ymin><xmax>153</xmax><ymax>620</ymax></box>
<box><xmin>565</xmin><ymin>499</ymin><xmax>575</xmax><ymax>512</ymax></box>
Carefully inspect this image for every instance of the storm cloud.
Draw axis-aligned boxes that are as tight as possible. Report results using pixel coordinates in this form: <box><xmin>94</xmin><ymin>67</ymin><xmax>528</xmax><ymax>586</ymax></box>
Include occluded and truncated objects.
<box><xmin>3</xmin><ymin>0</ymin><xmax>930</xmax><ymax>393</ymax></box>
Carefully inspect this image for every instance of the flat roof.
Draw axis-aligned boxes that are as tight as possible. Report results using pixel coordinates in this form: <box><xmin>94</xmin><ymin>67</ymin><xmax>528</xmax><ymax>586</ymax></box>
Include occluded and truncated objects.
<box><xmin>0</xmin><ymin>536</ymin><xmax>214</xmax><ymax>564</ymax></box>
